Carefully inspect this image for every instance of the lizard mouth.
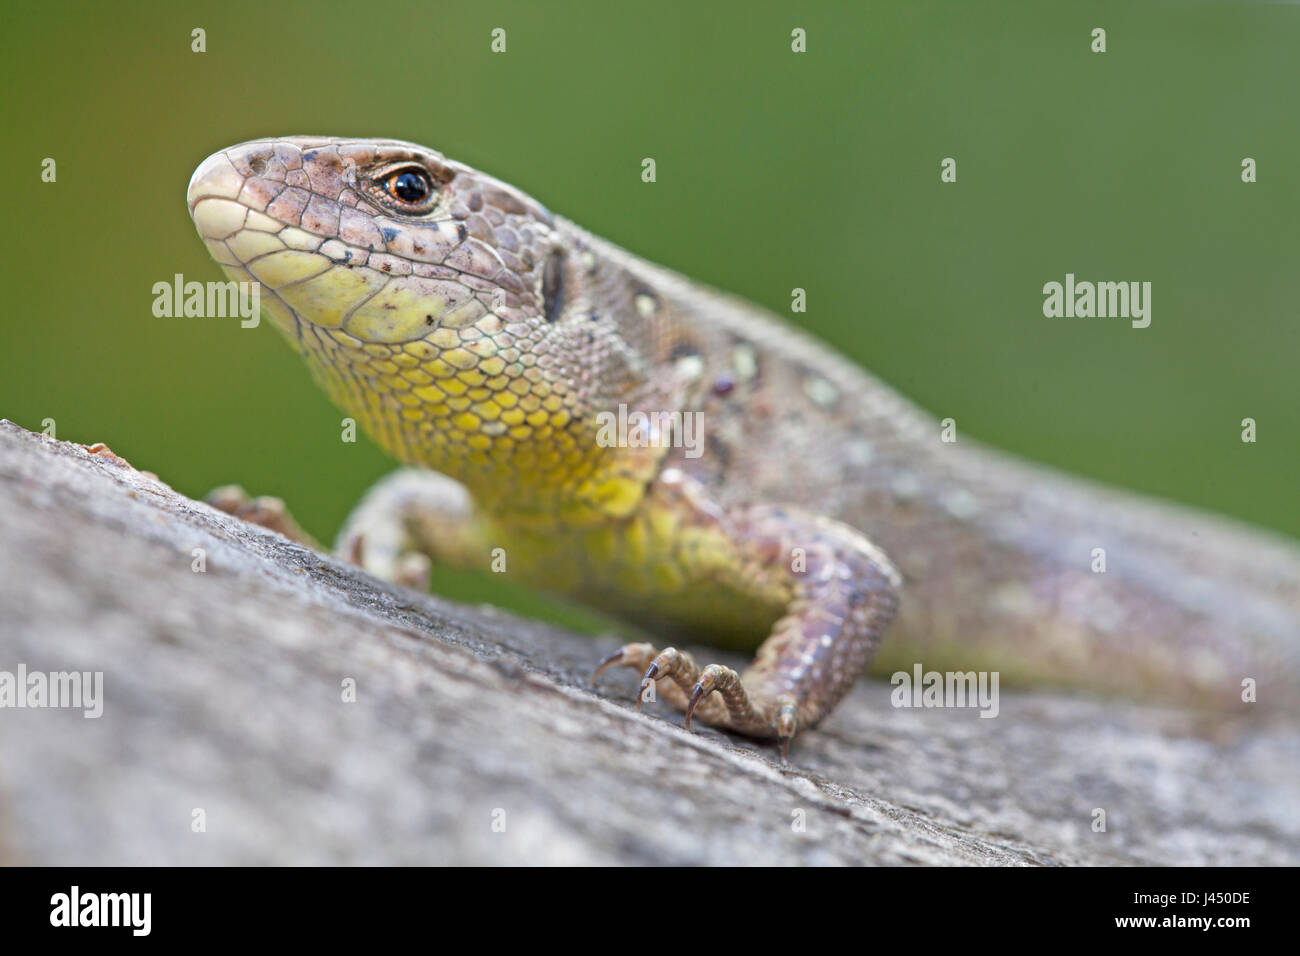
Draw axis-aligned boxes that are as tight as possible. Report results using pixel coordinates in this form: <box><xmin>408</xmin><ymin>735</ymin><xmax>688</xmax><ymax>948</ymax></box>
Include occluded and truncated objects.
<box><xmin>187</xmin><ymin>140</ymin><xmax>495</xmax><ymax>344</ymax></box>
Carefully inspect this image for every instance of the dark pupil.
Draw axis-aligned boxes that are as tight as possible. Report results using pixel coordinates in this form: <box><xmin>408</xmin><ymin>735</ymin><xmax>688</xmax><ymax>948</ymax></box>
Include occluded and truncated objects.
<box><xmin>392</xmin><ymin>171</ymin><xmax>429</xmax><ymax>203</ymax></box>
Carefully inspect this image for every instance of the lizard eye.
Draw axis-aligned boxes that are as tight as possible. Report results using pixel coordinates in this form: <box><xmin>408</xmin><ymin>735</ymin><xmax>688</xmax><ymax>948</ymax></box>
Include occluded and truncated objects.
<box><xmin>365</xmin><ymin>159</ymin><xmax>453</xmax><ymax>215</ymax></box>
<box><xmin>383</xmin><ymin>168</ymin><xmax>433</xmax><ymax>205</ymax></box>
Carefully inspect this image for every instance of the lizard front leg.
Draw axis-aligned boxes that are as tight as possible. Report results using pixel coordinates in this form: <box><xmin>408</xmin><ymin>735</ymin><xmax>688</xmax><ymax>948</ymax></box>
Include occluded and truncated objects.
<box><xmin>335</xmin><ymin>468</ymin><xmax>493</xmax><ymax>588</ymax></box>
<box><xmin>597</xmin><ymin>472</ymin><xmax>902</xmax><ymax>758</ymax></box>
<box><xmin>209</xmin><ymin>470</ymin><xmax>492</xmax><ymax>589</ymax></box>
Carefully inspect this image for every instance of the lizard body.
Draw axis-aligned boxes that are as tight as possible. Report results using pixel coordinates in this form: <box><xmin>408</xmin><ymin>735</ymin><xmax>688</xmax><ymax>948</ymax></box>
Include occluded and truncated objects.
<box><xmin>188</xmin><ymin>137</ymin><xmax>1300</xmax><ymax>754</ymax></box>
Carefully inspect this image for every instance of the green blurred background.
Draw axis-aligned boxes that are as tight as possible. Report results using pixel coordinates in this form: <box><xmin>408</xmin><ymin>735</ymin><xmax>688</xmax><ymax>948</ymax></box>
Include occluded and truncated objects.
<box><xmin>3</xmin><ymin>1</ymin><xmax>1296</xmax><ymax>631</ymax></box>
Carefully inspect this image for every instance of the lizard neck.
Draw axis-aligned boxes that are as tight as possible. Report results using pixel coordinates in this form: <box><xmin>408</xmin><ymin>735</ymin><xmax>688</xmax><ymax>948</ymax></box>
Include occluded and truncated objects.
<box><xmin>294</xmin><ymin>325</ymin><xmax>670</xmax><ymax>525</ymax></box>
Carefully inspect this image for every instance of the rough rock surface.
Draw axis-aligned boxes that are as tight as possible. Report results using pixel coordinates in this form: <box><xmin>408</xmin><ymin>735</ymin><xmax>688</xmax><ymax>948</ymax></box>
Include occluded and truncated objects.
<box><xmin>0</xmin><ymin>420</ymin><xmax>1296</xmax><ymax>865</ymax></box>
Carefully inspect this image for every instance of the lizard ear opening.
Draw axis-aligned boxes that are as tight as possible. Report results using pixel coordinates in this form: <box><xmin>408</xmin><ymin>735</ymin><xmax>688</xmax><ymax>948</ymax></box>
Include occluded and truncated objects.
<box><xmin>542</xmin><ymin>249</ymin><xmax>567</xmax><ymax>323</ymax></box>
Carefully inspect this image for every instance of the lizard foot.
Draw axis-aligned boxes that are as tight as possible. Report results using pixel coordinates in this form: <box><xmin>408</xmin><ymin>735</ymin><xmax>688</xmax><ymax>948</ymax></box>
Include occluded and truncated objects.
<box><xmin>206</xmin><ymin>484</ymin><xmax>322</xmax><ymax>550</ymax></box>
<box><xmin>334</xmin><ymin>469</ymin><xmax>490</xmax><ymax>592</ymax></box>
<box><xmin>593</xmin><ymin>642</ymin><xmax>796</xmax><ymax>756</ymax></box>
<box><xmin>336</xmin><ymin>520</ymin><xmax>433</xmax><ymax>592</ymax></box>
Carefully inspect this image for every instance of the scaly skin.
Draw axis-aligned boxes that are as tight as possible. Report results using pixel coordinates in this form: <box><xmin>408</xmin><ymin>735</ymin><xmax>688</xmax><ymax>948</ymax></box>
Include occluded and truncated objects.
<box><xmin>188</xmin><ymin>136</ymin><xmax>1300</xmax><ymax>755</ymax></box>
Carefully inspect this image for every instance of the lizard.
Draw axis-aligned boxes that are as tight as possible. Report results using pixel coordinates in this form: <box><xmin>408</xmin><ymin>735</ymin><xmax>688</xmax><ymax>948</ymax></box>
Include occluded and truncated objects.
<box><xmin>186</xmin><ymin>136</ymin><xmax>1300</xmax><ymax>758</ymax></box>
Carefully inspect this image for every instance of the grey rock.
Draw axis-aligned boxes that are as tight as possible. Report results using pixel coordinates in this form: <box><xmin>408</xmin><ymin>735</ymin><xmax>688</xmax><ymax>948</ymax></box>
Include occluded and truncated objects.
<box><xmin>0</xmin><ymin>420</ymin><xmax>1295</xmax><ymax>865</ymax></box>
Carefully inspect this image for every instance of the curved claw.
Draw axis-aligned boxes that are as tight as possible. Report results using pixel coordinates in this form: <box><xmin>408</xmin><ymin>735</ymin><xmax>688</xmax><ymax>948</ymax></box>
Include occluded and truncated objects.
<box><xmin>776</xmin><ymin>702</ymin><xmax>798</xmax><ymax>763</ymax></box>
<box><xmin>636</xmin><ymin>663</ymin><xmax>661</xmax><ymax>713</ymax></box>
<box><xmin>591</xmin><ymin>642</ymin><xmax>658</xmax><ymax>689</ymax></box>
<box><xmin>591</xmin><ymin>649</ymin><xmax>627</xmax><ymax>684</ymax></box>
<box><xmin>685</xmin><ymin>686</ymin><xmax>704</xmax><ymax>732</ymax></box>
<box><xmin>684</xmin><ymin>671</ymin><xmax>719</xmax><ymax>732</ymax></box>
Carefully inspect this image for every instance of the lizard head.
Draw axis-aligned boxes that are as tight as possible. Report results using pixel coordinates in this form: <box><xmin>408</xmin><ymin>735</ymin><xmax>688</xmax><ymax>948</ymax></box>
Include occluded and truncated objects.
<box><xmin>187</xmin><ymin>136</ymin><xmax>665</xmax><ymax>517</ymax></box>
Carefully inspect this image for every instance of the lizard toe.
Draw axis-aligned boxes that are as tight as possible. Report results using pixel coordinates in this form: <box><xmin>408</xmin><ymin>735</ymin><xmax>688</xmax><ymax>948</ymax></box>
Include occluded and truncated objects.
<box><xmin>685</xmin><ymin>664</ymin><xmax>740</xmax><ymax>731</ymax></box>
<box><xmin>591</xmin><ymin>641</ymin><xmax>657</xmax><ymax>684</ymax></box>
